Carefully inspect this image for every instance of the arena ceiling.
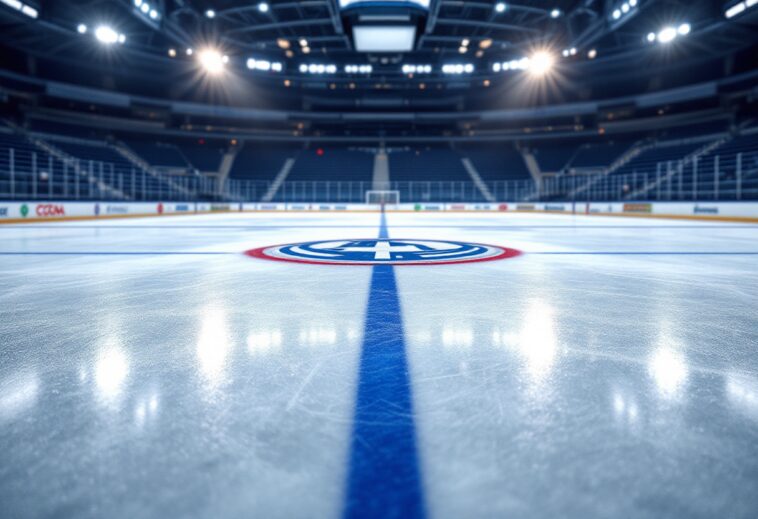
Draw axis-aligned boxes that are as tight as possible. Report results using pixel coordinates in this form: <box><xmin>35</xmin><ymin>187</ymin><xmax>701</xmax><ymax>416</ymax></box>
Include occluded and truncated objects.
<box><xmin>0</xmin><ymin>0</ymin><xmax>757</xmax><ymax>110</ymax></box>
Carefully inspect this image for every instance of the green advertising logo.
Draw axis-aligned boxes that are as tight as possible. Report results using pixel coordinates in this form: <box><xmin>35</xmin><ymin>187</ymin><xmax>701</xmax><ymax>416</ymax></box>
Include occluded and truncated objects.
<box><xmin>414</xmin><ymin>203</ymin><xmax>422</xmax><ymax>212</ymax></box>
<box><xmin>20</xmin><ymin>204</ymin><xmax>29</xmax><ymax>218</ymax></box>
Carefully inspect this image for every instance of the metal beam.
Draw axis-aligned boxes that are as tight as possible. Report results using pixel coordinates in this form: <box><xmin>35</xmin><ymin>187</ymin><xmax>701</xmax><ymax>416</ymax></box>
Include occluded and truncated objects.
<box><xmin>225</xmin><ymin>18</ymin><xmax>335</xmax><ymax>36</ymax></box>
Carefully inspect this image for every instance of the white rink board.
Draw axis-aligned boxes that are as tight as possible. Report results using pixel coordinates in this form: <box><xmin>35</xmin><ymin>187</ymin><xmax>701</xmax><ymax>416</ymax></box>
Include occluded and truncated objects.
<box><xmin>1</xmin><ymin>200</ymin><xmax>757</xmax><ymax>220</ymax></box>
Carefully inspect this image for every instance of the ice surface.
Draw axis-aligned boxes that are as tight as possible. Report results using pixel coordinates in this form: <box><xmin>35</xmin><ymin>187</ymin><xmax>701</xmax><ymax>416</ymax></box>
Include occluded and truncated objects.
<box><xmin>1</xmin><ymin>212</ymin><xmax>757</xmax><ymax>518</ymax></box>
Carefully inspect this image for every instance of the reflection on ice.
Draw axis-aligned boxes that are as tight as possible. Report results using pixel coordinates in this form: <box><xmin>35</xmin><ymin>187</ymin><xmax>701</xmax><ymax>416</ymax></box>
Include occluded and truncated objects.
<box><xmin>0</xmin><ymin>371</ymin><xmax>39</xmax><ymax>421</ymax></box>
<box><xmin>441</xmin><ymin>325</ymin><xmax>473</xmax><ymax>348</ymax></box>
<box><xmin>134</xmin><ymin>393</ymin><xmax>160</xmax><ymax>428</ymax></box>
<box><xmin>299</xmin><ymin>325</ymin><xmax>337</xmax><ymax>347</ymax></box>
<box><xmin>612</xmin><ymin>390</ymin><xmax>639</xmax><ymax>424</ymax></box>
<box><xmin>247</xmin><ymin>329</ymin><xmax>283</xmax><ymax>355</ymax></box>
<box><xmin>493</xmin><ymin>300</ymin><xmax>558</xmax><ymax>380</ymax></box>
<box><xmin>95</xmin><ymin>343</ymin><xmax>129</xmax><ymax>404</ymax></box>
<box><xmin>196</xmin><ymin>305</ymin><xmax>233</xmax><ymax>385</ymax></box>
<box><xmin>647</xmin><ymin>345</ymin><xmax>688</xmax><ymax>399</ymax></box>
<box><xmin>726</xmin><ymin>371</ymin><xmax>758</xmax><ymax>419</ymax></box>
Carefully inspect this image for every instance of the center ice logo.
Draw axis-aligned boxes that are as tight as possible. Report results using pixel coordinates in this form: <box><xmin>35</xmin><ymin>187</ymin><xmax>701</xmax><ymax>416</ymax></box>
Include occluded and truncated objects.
<box><xmin>246</xmin><ymin>239</ymin><xmax>521</xmax><ymax>265</ymax></box>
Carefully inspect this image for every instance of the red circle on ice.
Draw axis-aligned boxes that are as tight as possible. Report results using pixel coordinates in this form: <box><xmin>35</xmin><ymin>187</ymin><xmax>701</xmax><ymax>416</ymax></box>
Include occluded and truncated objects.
<box><xmin>244</xmin><ymin>239</ymin><xmax>522</xmax><ymax>266</ymax></box>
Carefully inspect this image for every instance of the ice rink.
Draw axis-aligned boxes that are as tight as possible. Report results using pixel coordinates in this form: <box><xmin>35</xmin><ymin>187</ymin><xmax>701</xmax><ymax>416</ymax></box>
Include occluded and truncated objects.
<box><xmin>1</xmin><ymin>211</ymin><xmax>758</xmax><ymax>518</ymax></box>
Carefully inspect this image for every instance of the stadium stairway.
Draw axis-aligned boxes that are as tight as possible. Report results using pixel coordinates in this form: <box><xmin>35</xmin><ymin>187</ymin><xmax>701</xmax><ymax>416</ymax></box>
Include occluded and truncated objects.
<box><xmin>460</xmin><ymin>157</ymin><xmax>495</xmax><ymax>202</ymax></box>
<box><xmin>372</xmin><ymin>150</ymin><xmax>390</xmax><ymax>191</ymax></box>
<box><xmin>218</xmin><ymin>146</ymin><xmax>241</xmax><ymax>197</ymax></box>
<box><xmin>261</xmin><ymin>158</ymin><xmax>296</xmax><ymax>202</ymax></box>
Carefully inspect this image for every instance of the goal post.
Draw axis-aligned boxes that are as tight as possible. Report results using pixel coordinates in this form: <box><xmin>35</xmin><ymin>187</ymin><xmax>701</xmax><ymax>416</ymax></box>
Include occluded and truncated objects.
<box><xmin>365</xmin><ymin>190</ymin><xmax>400</xmax><ymax>206</ymax></box>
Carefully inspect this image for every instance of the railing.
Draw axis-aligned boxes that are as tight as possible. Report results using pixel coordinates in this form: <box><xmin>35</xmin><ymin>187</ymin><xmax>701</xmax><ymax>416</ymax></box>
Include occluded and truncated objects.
<box><xmin>1</xmin><ymin>145</ymin><xmax>756</xmax><ymax>202</ymax></box>
<box><xmin>0</xmin><ymin>146</ymin><xmax>216</xmax><ymax>201</ymax></box>
<box><xmin>224</xmin><ymin>180</ymin><xmax>536</xmax><ymax>203</ymax></box>
<box><xmin>540</xmin><ymin>150</ymin><xmax>758</xmax><ymax>202</ymax></box>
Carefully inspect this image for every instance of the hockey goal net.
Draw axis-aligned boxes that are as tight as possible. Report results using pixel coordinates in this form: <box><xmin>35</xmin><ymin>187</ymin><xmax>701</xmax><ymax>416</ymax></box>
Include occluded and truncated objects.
<box><xmin>365</xmin><ymin>190</ymin><xmax>400</xmax><ymax>205</ymax></box>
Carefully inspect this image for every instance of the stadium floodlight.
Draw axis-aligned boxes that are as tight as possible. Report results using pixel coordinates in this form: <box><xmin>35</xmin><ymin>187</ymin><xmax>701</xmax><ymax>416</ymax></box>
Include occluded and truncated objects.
<box><xmin>168</xmin><ymin>48</ymin><xmax>176</xmax><ymax>57</ymax></box>
<box><xmin>621</xmin><ymin>2</ymin><xmax>630</xmax><ymax>13</ymax></box>
<box><xmin>346</xmin><ymin>64</ymin><xmax>373</xmax><ymax>74</ymax></box>
<box><xmin>258</xmin><ymin>2</ymin><xmax>270</xmax><ymax>13</ymax></box>
<box><xmin>186</xmin><ymin>48</ymin><xmax>193</xmax><ymax>55</ymax></box>
<box><xmin>588</xmin><ymin>48</ymin><xmax>597</xmax><ymax>59</ymax></box>
<box><xmin>528</xmin><ymin>51</ymin><xmax>554</xmax><ymax>76</ymax></box>
<box><xmin>118</xmin><ymin>33</ymin><xmax>126</xmax><ymax>44</ymax></box>
<box><xmin>550</xmin><ymin>8</ymin><xmax>561</xmax><ymax>18</ymax></box>
<box><xmin>149</xmin><ymin>9</ymin><xmax>158</xmax><ymax>19</ymax></box>
<box><xmin>725</xmin><ymin>2</ymin><xmax>745</xmax><ymax>18</ymax></box>
<box><xmin>134</xmin><ymin>0</ymin><xmax>142</xmax><ymax>5</ymax></box>
<box><xmin>77</xmin><ymin>24</ymin><xmax>88</xmax><ymax>34</ymax></box>
<box><xmin>301</xmin><ymin>63</ymin><xmax>338</xmax><ymax>74</ymax></box>
<box><xmin>0</xmin><ymin>0</ymin><xmax>22</xmax><ymax>10</ymax></box>
<box><xmin>647</xmin><ymin>32</ymin><xmax>656</xmax><ymax>43</ymax></box>
<box><xmin>198</xmin><ymin>49</ymin><xmax>225</xmax><ymax>74</ymax></box>
<box><xmin>205</xmin><ymin>9</ymin><xmax>215</xmax><ymax>18</ymax></box>
<box><xmin>299</xmin><ymin>38</ymin><xmax>308</xmax><ymax>47</ymax></box>
<box><xmin>724</xmin><ymin>0</ymin><xmax>758</xmax><ymax>19</ymax></box>
<box><xmin>678</xmin><ymin>23</ymin><xmax>691</xmax><ymax>35</ymax></box>
<box><xmin>140</xmin><ymin>3</ymin><xmax>149</xmax><ymax>13</ymax></box>
<box><xmin>20</xmin><ymin>3</ymin><xmax>36</xmax><ymax>18</ymax></box>
<box><xmin>94</xmin><ymin>25</ymin><xmax>120</xmax><ymax>45</ymax></box>
<box><xmin>629</xmin><ymin>0</ymin><xmax>637</xmax><ymax>5</ymax></box>
<box><xmin>248</xmin><ymin>59</ymin><xmax>270</xmax><ymax>71</ymax></box>
<box><xmin>246</xmin><ymin>58</ymin><xmax>280</xmax><ymax>72</ymax></box>
<box><xmin>403</xmin><ymin>64</ymin><xmax>432</xmax><ymax>74</ymax></box>
<box><xmin>657</xmin><ymin>27</ymin><xmax>678</xmax><ymax>44</ymax></box>
<box><xmin>612</xmin><ymin>9</ymin><xmax>621</xmax><ymax>19</ymax></box>
<box><xmin>495</xmin><ymin>2</ymin><xmax>507</xmax><ymax>13</ymax></box>
<box><xmin>442</xmin><ymin>63</ymin><xmax>474</xmax><ymax>74</ymax></box>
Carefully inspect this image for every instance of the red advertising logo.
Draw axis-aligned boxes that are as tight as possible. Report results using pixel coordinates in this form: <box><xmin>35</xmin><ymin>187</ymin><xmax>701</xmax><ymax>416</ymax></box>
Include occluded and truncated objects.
<box><xmin>36</xmin><ymin>204</ymin><xmax>65</xmax><ymax>217</ymax></box>
<box><xmin>157</xmin><ymin>203</ymin><xmax>164</xmax><ymax>214</ymax></box>
<box><xmin>498</xmin><ymin>204</ymin><xmax>509</xmax><ymax>212</ymax></box>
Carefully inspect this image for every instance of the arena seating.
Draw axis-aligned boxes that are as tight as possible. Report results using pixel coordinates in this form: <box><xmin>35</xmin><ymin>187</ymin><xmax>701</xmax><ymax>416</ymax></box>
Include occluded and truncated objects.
<box><xmin>288</xmin><ymin>147</ymin><xmax>373</xmax><ymax>181</ymax></box>
<box><xmin>572</xmin><ymin>141</ymin><xmax>635</xmax><ymax>169</ymax></box>
<box><xmin>388</xmin><ymin>147</ymin><xmax>480</xmax><ymax>202</ymax></box>
<box><xmin>677</xmin><ymin>132</ymin><xmax>758</xmax><ymax>200</ymax></box>
<box><xmin>128</xmin><ymin>141</ymin><xmax>189</xmax><ymax>169</ymax></box>
<box><xmin>612</xmin><ymin>142</ymin><xmax>705</xmax><ymax>177</ymax></box>
<box><xmin>178</xmin><ymin>144</ymin><xmax>225</xmax><ymax>172</ymax></box>
<box><xmin>531</xmin><ymin>144</ymin><xmax>578</xmax><ymax>173</ymax></box>
<box><xmin>230</xmin><ymin>143</ymin><xmax>300</xmax><ymax>181</ymax></box>
<box><xmin>2</xmin><ymin>121</ymin><xmax>757</xmax><ymax>202</ymax></box>
<box><xmin>459</xmin><ymin>145</ymin><xmax>531</xmax><ymax>181</ymax></box>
